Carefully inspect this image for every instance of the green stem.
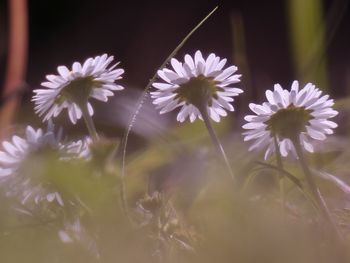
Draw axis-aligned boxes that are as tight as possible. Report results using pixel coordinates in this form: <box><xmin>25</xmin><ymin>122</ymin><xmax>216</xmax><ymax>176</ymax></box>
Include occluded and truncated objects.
<box><xmin>292</xmin><ymin>136</ymin><xmax>341</xmax><ymax>239</ymax></box>
<box><xmin>118</xmin><ymin>6</ymin><xmax>219</xmax><ymax>177</ymax></box>
<box><xmin>80</xmin><ymin>102</ymin><xmax>99</xmax><ymax>141</ymax></box>
<box><xmin>118</xmin><ymin>174</ymin><xmax>133</xmax><ymax>224</ymax></box>
<box><xmin>273</xmin><ymin>136</ymin><xmax>285</xmax><ymax>207</ymax></box>
<box><xmin>116</xmin><ymin>7</ymin><xmax>218</xmax><ymax>224</ymax></box>
<box><xmin>200</xmin><ymin>105</ymin><xmax>236</xmax><ymax>184</ymax></box>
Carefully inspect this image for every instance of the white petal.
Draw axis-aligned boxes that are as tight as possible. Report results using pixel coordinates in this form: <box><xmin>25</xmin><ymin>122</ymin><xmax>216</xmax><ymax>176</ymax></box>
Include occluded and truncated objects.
<box><xmin>153</xmin><ymin>82</ymin><xmax>174</xmax><ymax>90</ymax></box>
<box><xmin>279</xmin><ymin>140</ymin><xmax>288</xmax><ymax>157</ymax></box>
<box><xmin>0</xmin><ymin>168</ymin><xmax>12</xmax><ymax>177</ymax></box>
<box><xmin>265</xmin><ymin>90</ymin><xmax>275</xmax><ymax>105</ymax></box>
<box><xmin>57</xmin><ymin>66</ymin><xmax>70</xmax><ymax>78</ymax></box>
<box><xmin>306</xmin><ymin>126</ymin><xmax>326</xmax><ymax>140</ymax></box>
<box><xmin>215</xmin><ymin>66</ymin><xmax>237</xmax><ymax>81</ymax></box>
<box><xmin>209</xmin><ymin>108</ymin><xmax>220</xmax><ymax>122</ymax></box>
<box><xmin>242</xmin><ymin>122</ymin><xmax>266</xmax><ymax>130</ymax></box>
<box><xmin>264</xmin><ymin>144</ymin><xmax>274</xmax><ymax>160</ymax></box>
<box><xmin>72</xmin><ymin>62</ymin><xmax>82</xmax><ymax>73</ymax></box>
<box><xmin>300</xmin><ymin>133</ymin><xmax>314</xmax><ymax>152</ymax></box>
<box><xmin>68</xmin><ymin>105</ymin><xmax>77</xmax><ymax>124</ymax></box>
<box><xmin>184</xmin><ymin>54</ymin><xmax>195</xmax><ymax>70</ymax></box>
<box><xmin>47</xmin><ymin>193</ymin><xmax>56</xmax><ymax>202</ymax></box>
<box><xmin>194</xmin><ymin>50</ymin><xmax>205</xmax><ymax>66</ymax></box>
<box><xmin>87</xmin><ymin>102</ymin><xmax>94</xmax><ymax>116</ymax></box>
<box><xmin>170</xmin><ymin>58</ymin><xmax>184</xmax><ymax>77</ymax></box>
<box><xmin>177</xmin><ymin>105</ymin><xmax>190</xmax><ymax>122</ymax></box>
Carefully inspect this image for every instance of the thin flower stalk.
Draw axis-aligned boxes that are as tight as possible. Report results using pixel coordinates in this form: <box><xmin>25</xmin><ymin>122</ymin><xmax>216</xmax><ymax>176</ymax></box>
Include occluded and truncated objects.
<box><xmin>273</xmin><ymin>135</ymin><xmax>285</xmax><ymax>207</ymax></box>
<box><xmin>80</xmin><ymin>102</ymin><xmax>99</xmax><ymax>141</ymax></box>
<box><xmin>199</xmin><ymin>102</ymin><xmax>236</xmax><ymax>183</ymax></box>
<box><xmin>291</xmin><ymin>136</ymin><xmax>342</xmax><ymax>239</ymax></box>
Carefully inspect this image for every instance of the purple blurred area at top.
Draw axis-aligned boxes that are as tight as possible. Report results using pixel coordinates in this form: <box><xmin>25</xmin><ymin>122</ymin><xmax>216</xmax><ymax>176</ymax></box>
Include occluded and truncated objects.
<box><xmin>1</xmin><ymin>0</ymin><xmax>350</xmax><ymax>100</ymax></box>
<box><xmin>27</xmin><ymin>0</ymin><xmax>291</xmax><ymax>88</ymax></box>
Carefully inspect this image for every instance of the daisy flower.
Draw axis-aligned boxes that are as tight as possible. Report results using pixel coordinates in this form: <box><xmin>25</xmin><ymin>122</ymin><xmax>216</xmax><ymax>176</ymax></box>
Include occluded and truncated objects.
<box><xmin>58</xmin><ymin>218</ymin><xmax>83</xmax><ymax>244</ymax></box>
<box><xmin>0</xmin><ymin>124</ymin><xmax>90</xmax><ymax>206</ymax></box>
<box><xmin>32</xmin><ymin>54</ymin><xmax>124</xmax><ymax>124</ymax></box>
<box><xmin>243</xmin><ymin>81</ymin><xmax>338</xmax><ymax>159</ymax></box>
<box><xmin>151</xmin><ymin>50</ymin><xmax>242</xmax><ymax>122</ymax></box>
<box><xmin>0</xmin><ymin>124</ymin><xmax>62</xmax><ymax>177</ymax></box>
<box><xmin>58</xmin><ymin>218</ymin><xmax>99</xmax><ymax>258</ymax></box>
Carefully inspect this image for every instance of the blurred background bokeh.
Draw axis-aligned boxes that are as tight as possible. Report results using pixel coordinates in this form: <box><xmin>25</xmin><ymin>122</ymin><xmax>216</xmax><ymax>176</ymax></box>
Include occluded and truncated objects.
<box><xmin>1</xmin><ymin>0</ymin><xmax>350</xmax><ymax>130</ymax></box>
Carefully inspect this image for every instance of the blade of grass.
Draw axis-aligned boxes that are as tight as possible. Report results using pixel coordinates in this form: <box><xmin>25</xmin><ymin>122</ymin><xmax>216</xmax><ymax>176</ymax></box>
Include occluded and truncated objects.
<box><xmin>287</xmin><ymin>0</ymin><xmax>328</xmax><ymax>88</ymax></box>
<box><xmin>229</xmin><ymin>11</ymin><xmax>253</xmax><ymax>113</ymax></box>
<box><xmin>254</xmin><ymin>161</ymin><xmax>303</xmax><ymax>189</ymax></box>
<box><xmin>254</xmin><ymin>161</ymin><xmax>319</xmax><ymax>213</ymax></box>
<box><xmin>115</xmin><ymin>6</ymin><xmax>219</xmax><ymax>223</ymax></box>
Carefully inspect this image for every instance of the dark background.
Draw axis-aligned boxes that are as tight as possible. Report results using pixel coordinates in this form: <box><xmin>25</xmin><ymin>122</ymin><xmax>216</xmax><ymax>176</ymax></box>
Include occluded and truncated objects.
<box><xmin>1</xmin><ymin>0</ymin><xmax>350</xmax><ymax>103</ymax></box>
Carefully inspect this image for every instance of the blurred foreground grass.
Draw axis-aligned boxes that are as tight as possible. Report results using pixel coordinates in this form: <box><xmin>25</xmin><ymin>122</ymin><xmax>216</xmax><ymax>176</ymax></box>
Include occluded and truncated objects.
<box><xmin>1</xmin><ymin>116</ymin><xmax>350</xmax><ymax>263</ymax></box>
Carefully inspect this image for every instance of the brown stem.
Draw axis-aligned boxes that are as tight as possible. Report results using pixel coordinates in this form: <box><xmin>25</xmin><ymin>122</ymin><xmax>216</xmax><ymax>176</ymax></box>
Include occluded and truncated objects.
<box><xmin>273</xmin><ymin>136</ymin><xmax>285</xmax><ymax>207</ymax></box>
<box><xmin>292</xmin><ymin>136</ymin><xmax>342</xmax><ymax>240</ymax></box>
<box><xmin>0</xmin><ymin>0</ymin><xmax>28</xmax><ymax>139</ymax></box>
<box><xmin>199</xmin><ymin>104</ymin><xmax>236</xmax><ymax>185</ymax></box>
<box><xmin>80</xmin><ymin>102</ymin><xmax>99</xmax><ymax>141</ymax></box>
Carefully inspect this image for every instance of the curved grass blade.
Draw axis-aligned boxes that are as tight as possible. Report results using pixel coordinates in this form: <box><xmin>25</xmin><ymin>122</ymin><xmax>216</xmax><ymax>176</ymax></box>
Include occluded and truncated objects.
<box><xmin>116</xmin><ymin>6</ymin><xmax>219</xmax><ymax>223</ymax></box>
<box><xmin>255</xmin><ymin>161</ymin><xmax>303</xmax><ymax>189</ymax></box>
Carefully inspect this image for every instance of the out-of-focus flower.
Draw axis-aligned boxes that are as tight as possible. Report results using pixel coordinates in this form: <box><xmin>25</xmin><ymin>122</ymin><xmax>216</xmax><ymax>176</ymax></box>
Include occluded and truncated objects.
<box><xmin>32</xmin><ymin>54</ymin><xmax>124</xmax><ymax>124</ymax></box>
<box><xmin>62</xmin><ymin>137</ymin><xmax>92</xmax><ymax>160</ymax></box>
<box><xmin>58</xmin><ymin>217</ymin><xmax>100</xmax><ymax>258</ymax></box>
<box><xmin>0</xmin><ymin>124</ymin><xmax>62</xmax><ymax>177</ymax></box>
<box><xmin>0</xmin><ymin>124</ymin><xmax>90</xmax><ymax>206</ymax></box>
<box><xmin>243</xmin><ymin>81</ymin><xmax>338</xmax><ymax>159</ymax></box>
<box><xmin>58</xmin><ymin>218</ymin><xmax>82</xmax><ymax>244</ymax></box>
<box><xmin>151</xmin><ymin>50</ymin><xmax>242</xmax><ymax>122</ymax></box>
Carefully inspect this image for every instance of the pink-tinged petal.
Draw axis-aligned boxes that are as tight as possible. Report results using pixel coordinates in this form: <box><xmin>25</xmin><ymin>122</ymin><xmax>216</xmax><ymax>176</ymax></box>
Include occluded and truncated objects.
<box><xmin>57</xmin><ymin>66</ymin><xmax>70</xmax><ymax>78</ymax></box>
<box><xmin>170</xmin><ymin>58</ymin><xmax>184</xmax><ymax>77</ymax></box>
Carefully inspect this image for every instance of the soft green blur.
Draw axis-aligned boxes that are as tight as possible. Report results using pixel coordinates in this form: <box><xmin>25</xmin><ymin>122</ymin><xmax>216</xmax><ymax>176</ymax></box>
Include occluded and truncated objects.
<box><xmin>287</xmin><ymin>0</ymin><xmax>329</xmax><ymax>88</ymax></box>
<box><xmin>0</xmin><ymin>116</ymin><xmax>350</xmax><ymax>263</ymax></box>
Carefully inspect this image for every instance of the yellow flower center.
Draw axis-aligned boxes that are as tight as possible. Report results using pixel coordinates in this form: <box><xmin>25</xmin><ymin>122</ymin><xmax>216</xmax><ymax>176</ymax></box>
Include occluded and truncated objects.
<box><xmin>265</xmin><ymin>104</ymin><xmax>314</xmax><ymax>139</ymax></box>
<box><xmin>175</xmin><ymin>75</ymin><xmax>222</xmax><ymax>109</ymax></box>
<box><xmin>55</xmin><ymin>76</ymin><xmax>103</xmax><ymax>106</ymax></box>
